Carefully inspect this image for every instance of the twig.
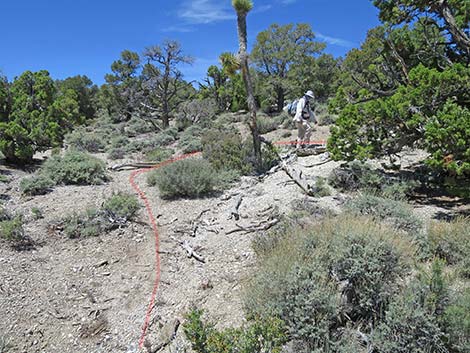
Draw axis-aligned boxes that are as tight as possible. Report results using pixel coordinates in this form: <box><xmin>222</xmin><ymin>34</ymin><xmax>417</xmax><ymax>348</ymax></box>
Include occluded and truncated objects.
<box><xmin>181</xmin><ymin>240</ymin><xmax>205</xmax><ymax>263</ymax></box>
<box><xmin>302</xmin><ymin>158</ymin><xmax>332</xmax><ymax>168</ymax></box>
<box><xmin>226</xmin><ymin>218</ymin><xmax>280</xmax><ymax>235</ymax></box>
<box><xmin>160</xmin><ymin>217</ymin><xmax>178</xmax><ymax>227</ymax></box>
<box><xmin>169</xmin><ymin>236</ymin><xmax>205</xmax><ymax>263</ymax></box>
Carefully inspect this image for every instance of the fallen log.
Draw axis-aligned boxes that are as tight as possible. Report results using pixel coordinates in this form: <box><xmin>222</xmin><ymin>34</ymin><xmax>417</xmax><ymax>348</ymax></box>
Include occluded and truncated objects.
<box><xmin>228</xmin><ymin>195</ymin><xmax>243</xmax><ymax>220</ymax></box>
<box><xmin>295</xmin><ymin>146</ymin><xmax>327</xmax><ymax>157</ymax></box>
<box><xmin>110</xmin><ymin>162</ymin><xmax>161</xmax><ymax>171</ymax></box>
<box><xmin>281</xmin><ymin>162</ymin><xmax>315</xmax><ymax>196</ymax></box>
<box><xmin>226</xmin><ymin>218</ymin><xmax>280</xmax><ymax>235</ymax></box>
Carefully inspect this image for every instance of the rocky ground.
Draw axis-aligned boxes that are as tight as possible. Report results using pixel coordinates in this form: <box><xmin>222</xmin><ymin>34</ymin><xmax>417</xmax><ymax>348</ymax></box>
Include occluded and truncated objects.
<box><xmin>0</xmin><ymin>125</ymin><xmax>467</xmax><ymax>353</ymax></box>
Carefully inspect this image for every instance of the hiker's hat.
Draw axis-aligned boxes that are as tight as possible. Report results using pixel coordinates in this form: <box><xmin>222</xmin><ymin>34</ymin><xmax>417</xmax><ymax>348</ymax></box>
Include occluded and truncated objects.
<box><xmin>305</xmin><ymin>90</ymin><xmax>315</xmax><ymax>98</ymax></box>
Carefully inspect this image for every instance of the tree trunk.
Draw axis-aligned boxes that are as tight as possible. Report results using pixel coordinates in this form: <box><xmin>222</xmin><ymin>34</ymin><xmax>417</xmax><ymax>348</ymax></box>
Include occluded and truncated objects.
<box><xmin>276</xmin><ymin>86</ymin><xmax>285</xmax><ymax>112</ymax></box>
<box><xmin>436</xmin><ymin>1</ymin><xmax>470</xmax><ymax>55</ymax></box>
<box><xmin>236</xmin><ymin>13</ymin><xmax>262</xmax><ymax>171</ymax></box>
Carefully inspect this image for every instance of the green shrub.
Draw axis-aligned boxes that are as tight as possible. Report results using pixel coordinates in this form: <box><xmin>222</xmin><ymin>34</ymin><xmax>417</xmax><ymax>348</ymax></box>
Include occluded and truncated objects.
<box><xmin>328</xmin><ymin>161</ymin><xmax>417</xmax><ymax>199</ymax></box>
<box><xmin>184</xmin><ymin>309</ymin><xmax>286</xmax><ymax>353</ymax></box>
<box><xmin>427</xmin><ymin>218</ymin><xmax>470</xmax><ymax>278</ymax></box>
<box><xmin>372</xmin><ymin>260</ymin><xmax>449</xmax><ymax>353</ymax></box>
<box><xmin>31</xmin><ymin>207</ymin><xmax>43</xmax><ymax>220</ymax></box>
<box><xmin>180</xmin><ymin>139</ymin><xmax>203</xmax><ymax>154</ymax></box>
<box><xmin>62</xmin><ymin>193</ymin><xmax>139</xmax><ymax>239</ymax></box>
<box><xmin>315</xmin><ymin>103</ymin><xmax>337</xmax><ymax>126</ymax></box>
<box><xmin>279</xmin><ymin>264</ymin><xmax>339</xmax><ymax>349</ymax></box>
<box><xmin>328</xmin><ymin>161</ymin><xmax>378</xmax><ymax>191</ymax></box>
<box><xmin>124</xmin><ymin>117</ymin><xmax>154</xmax><ymax>136</ymax></box>
<box><xmin>65</xmin><ymin>129</ymin><xmax>106</xmax><ymax>153</ymax></box>
<box><xmin>328</xmin><ymin>65</ymin><xmax>470</xmax><ymax>175</ymax></box>
<box><xmin>179</xmin><ymin>125</ymin><xmax>206</xmax><ymax>153</ymax></box>
<box><xmin>444</xmin><ymin>289</ymin><xmax>470</xmax><ymax>352</ymax></box>
<box><xmin>373</xmin><ymin>291</ymin><xmax>447</xmax><ymax>353</ymax></box>
<box><xmin>176</xmin><ymin>98</ymin><xmax>217</xmax><ymax>129</ymax></box>
<box><xmin>125</xmin><ymin>132</ymin><xmax>175</xmax><ymax>153</ymax></box>
<box><xmin>312</xmin><ymin>177</ymin><xmax>331</xmax><ymax>197</ymax></box>
<box><xmin>216</xmin><ymin>169</ymin><xmax>241</xmax><ymax>190</ymax></box>
<box><xmin>279</xmin><ymin>111</ymin><xmax>295</xmax><ymax>129</ymax></box>
<box><xmin>125</xmin><ymin>139</ymin><xmax>150</xmax><ymax>153</ymax></box>
<box><xmin>20</xmin><ymin>175</ymin><xmax>55</xmax><ymax>196</ymax></box>
<box><xmin>62</xmin><ymin>209</ymin><xmax>103</xmax><ymax>238</ymax></box>
<box><xmin>147</xmin><ymin>158</ymin><xmax>218</xmax><ymax>198</ymax></box>
<box><xmin>0</xmin><ymin>216</ymin><xmax>24</xmax><ymax>241</ymax></box>
<box><xmin>144</xmin><ymin>147</ymin><xmax>173</xmax><ymax>162</ymax></box>
<box><xmin>380</xmin><ymin>179</ymin><xmax>419</xmax><ymax>200</ymax></box>
<box><xmin>245</xmin><ymin>215</ymin><xmax>413</xmax><ymax>349</ymax></box>
<box><xmin>152</xmin><ymin>131</ymin><xmax>176</xmax><ymax>147</ymax></box>
<box><xmin>256</xmin><ymin>115</ymin><xmax>278</xmax><ymax>134</ymax></box>
<box><xmin>345</xmin><ymin>194</ymin><xmax>422</xmax><ymax>233</ymax></box>
<box><xmin>51</xmin><ymin>147</ymin><xmax>61</xmax><ymax>156</ymax></box>
<box><xmin>108</xmin><ymin>135</ymin><xmax>130</xmax><ymax>149</ymax></box>
<box><xmin>0</xmin><ymin>175</ymin><xmax>9</xmax><ymax>183</ymax></box>
<box><xmin>259</xmin><ymin>144</ymin><xmax>280</xmax><ymax>173</ymax></box>
<box><xmin>40</xmin><ymin>150</ymin><xmax>108</xmax><ymax>185</ymax></box>
<box><xmin>202</xmin><ymin>130</ymin><xmax>253</xmax><ymax>175</ymax></box>
<box><xmin>107</xmin><ymin>147</ymin><xmax>126</xmax><ymax>160</ymax></box>
<box><xmin>102</xmin><ymin>192</ymin><xmax>140</xmax><ymax>221</ymax></box>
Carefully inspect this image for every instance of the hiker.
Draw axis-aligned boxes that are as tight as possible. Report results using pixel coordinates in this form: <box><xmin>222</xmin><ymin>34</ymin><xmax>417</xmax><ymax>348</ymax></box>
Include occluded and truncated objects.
<box><xmin>293</xmin><ymin>90</ymin><xmax>316</xmax><ymax>149</ymax></box>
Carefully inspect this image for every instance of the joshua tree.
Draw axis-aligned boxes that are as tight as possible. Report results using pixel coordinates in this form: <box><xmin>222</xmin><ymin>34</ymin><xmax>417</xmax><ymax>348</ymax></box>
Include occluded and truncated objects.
<box><xmin>232</xmin><ymin>0</ymin><xmax>262</xmax><ymax>171</ymax></box>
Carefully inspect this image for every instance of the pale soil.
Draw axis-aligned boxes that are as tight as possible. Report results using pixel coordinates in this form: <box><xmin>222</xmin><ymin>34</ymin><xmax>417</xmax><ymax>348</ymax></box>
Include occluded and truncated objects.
<box><xmin>0</xmin><ymin>124</ymin><xmax>467</xmax><ymax>353</ymax></box>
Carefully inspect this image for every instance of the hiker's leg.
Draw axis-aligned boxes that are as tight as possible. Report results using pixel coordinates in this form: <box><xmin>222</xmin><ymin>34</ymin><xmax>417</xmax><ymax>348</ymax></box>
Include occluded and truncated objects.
<box><xmin>297</xmin><ymin>122</ymin><xmax>305</xmax><ymax>149</ymax></box>
<box><xmin>303</xmin><ymin>121</ymin><xmax>312</xmax><ymax>146</ymax></box>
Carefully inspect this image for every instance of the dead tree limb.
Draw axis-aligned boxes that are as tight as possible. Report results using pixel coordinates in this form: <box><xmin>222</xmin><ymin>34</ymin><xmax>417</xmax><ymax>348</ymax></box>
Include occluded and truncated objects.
<box><xmin>226</xmin><ymin>218</ymin><xmax>280</xmax><ymax>235</ymax></box>
<box><xmin>228</xmin><ymin>195</ymin><xmax>243</xmax><ymax>220</ymax></box>
<box><xmin>170</xmin><ymin>236</ymin><xmax>205</xmax><ymax>263</ymax></box>
<box><xmin>110</xmin><ymin>162</ymin><xmax>160</xmax><ymax>171</ymax></box>
<box><xmin>302</xmin><ymin>158</ymin><xmax>333</xmax><ymax>168</ymax></box>
<box><xmin>148</xmin><ymin>318</ymin><xmax>181</xmax><ymax>353</ymax></box>
<box><xmin>281</xmin><ymin>162</ymin><xmax>315</xmax><ymax>196</ymax></box>
<box><xmin>181</xmin><ymin>240</ymin><xmax>205</xmax><ymax>263</ymax></box>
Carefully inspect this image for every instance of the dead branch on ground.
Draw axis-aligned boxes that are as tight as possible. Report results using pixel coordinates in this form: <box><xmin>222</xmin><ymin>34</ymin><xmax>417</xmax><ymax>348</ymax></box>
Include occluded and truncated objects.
<box><xmin>228</xmin><ymin>195</ymin><xmax>243</xmax><ymax>220</ymax></box>
<box><xmin>169</xmin><ymin>236</ymin><xmax>205</xmax><ymax>263</ymax></box>
<box><xmin>226</xmin><ymin>218</ymin><xmax>280</xmax><ymax>235</ymax></box>
<box><xmin>281</xmin><ymin>162</ymin><xmax>315</xmax><ymax>196</ymax></box>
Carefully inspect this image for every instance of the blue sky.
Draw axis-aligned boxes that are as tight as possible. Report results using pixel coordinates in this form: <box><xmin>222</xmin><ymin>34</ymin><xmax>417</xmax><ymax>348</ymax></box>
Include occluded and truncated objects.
<box><xmin>0</xmin><ymin>0</ymin><xmax>380</xmax><ymax>86</ymax></box>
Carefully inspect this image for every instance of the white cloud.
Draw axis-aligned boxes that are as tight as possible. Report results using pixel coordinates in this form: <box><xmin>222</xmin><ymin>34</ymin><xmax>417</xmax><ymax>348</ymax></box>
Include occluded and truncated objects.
<box><xmin>253</xmin><ymin>4</ymin><xmax>272</xmax><ymax>13</ymax></box>
<box><xmin>279</xmin><ymin>0</ymin><xmax>298</xmax><ymax>4</ymax></box>
<box><xmin>178</xmin><ymin>0</ymin><xmax>235</xmax><ymax>24</ymax></box>
<box><xmin>316</xmin><ymin>32</ymin><xmax>356</xmax><ymax>48</ymax></box>
<box><xmin>161</xmin><ymin>25</ymin><xmax>196</xmax><ymax>33</ymax></box>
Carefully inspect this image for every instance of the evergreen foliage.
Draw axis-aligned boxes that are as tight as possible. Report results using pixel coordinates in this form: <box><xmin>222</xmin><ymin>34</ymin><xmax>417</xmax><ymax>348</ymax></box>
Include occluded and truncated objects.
<box><xmin>329</xmin><ymin>1</ymin><xmax>470</xmax><ymax>176</ymax></box>
<box><xmin>0</xmin><ymin>71</ymin><xmax>84</xmax><ymax>163</ymax></box>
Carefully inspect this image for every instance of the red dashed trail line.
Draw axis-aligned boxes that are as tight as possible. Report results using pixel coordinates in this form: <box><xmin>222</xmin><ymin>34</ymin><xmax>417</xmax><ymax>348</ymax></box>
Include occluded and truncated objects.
<box><xmin>128</xmin><ymin>140</ymin><xmax>326</xmax><ymax>349</ymax></box>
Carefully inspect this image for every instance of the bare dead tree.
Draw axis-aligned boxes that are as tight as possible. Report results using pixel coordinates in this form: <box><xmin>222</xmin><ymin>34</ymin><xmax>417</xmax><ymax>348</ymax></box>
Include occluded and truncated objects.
<box><xmin>141</xmin><ymin>40</ymin><xmax>194</xmax><ymax>128</ymax></box>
